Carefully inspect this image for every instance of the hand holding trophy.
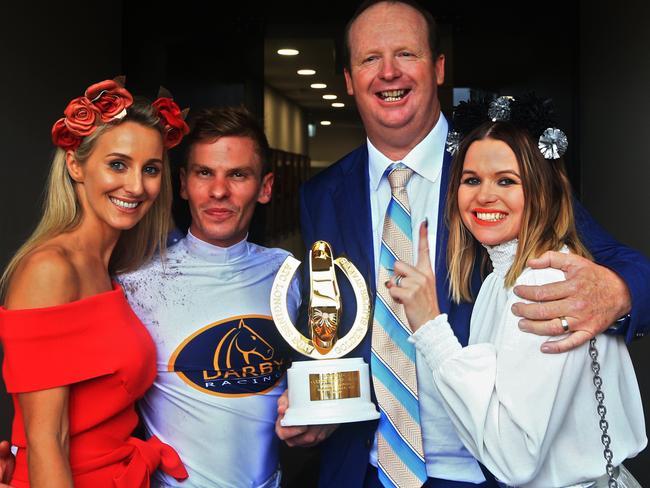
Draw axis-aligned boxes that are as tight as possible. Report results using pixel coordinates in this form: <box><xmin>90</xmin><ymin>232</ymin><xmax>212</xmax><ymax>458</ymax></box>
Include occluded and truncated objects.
<box><xmin>271</xmin><ymin>241</ymin><xmax>380</xmax><ymax>426</ymax></box>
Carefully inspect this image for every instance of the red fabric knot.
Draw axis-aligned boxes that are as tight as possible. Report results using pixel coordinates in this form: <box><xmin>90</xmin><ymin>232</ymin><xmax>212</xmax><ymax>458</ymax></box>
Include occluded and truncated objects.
<box><xmin>113</xmin><ymin>436</ymin><xmax>188</xmax><ymax>487</ymax></box>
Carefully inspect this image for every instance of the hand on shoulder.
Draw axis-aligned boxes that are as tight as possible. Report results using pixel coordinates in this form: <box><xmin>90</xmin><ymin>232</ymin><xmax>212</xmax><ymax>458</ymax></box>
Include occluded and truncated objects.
<box><xmin>513</xmin><ymin>250</ymin><xmax>630</xmax><ymax>353</ymax></box>
<box><xmin>4</xmin><ymin>246</ymin><xmax>80</xmax><ymax>310</ymax></box>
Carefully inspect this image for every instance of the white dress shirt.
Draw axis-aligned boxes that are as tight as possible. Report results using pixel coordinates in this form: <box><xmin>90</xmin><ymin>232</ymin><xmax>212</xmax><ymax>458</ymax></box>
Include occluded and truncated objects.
<box><xmin>367</xmin><ymin>115</ymin><xmax>487</xmax><ymax>482</ymax></box>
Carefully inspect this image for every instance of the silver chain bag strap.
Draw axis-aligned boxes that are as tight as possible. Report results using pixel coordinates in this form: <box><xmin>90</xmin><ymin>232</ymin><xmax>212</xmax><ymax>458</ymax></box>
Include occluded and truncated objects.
<box><xmin>590</xmin><ymin>337</ymin><xmax>618</xmax><ymax>487</ymax></box>
<box><xmin>589</xmin><ymin>337</ymin><xmax>642</xmax><ymax>488</ymax></box>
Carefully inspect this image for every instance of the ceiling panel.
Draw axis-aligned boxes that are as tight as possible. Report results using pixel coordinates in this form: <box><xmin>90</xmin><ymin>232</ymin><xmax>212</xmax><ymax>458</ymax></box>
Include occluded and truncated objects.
<box><xmin>265</xmin><ymin>38</ymin><xmax>361</xmax><ymax>125</ymax></box>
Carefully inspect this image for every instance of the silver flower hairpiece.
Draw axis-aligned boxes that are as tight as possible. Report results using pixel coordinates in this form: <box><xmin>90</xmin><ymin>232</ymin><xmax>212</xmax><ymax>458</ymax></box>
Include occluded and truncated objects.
<box><xmin>487</xmin><ymin>96</ymin><xmax>514</xmax><ymax>122</ymax></box>
<box><xmin>445</xmin><ymin>130</ymin><xmax>462</xmax><ymax>156</ymax></box>
<box><xmin>449</xmin><ymin>94</ymin><xmax>569</xmax><ymax>161</ymax></box>
<box><xmin>538</xmin><ymin>127</ymin><xmax>568</xmax><ymax>159</ymax></box>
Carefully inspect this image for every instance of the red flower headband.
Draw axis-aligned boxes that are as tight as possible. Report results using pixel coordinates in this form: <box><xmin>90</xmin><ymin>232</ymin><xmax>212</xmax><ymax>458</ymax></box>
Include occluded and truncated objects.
<box><xmin>152</xmin><ymin>86</ymin><xmax>190</xmax><ymax>149</ymax></box>
<box><xmin>51</xmin><ymin>76</ymin><xmax>189</xmax><ymax>151</ymax></box>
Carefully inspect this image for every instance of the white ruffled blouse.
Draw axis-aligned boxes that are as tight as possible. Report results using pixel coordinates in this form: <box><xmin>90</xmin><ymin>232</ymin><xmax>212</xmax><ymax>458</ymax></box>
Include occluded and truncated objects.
<box><xmin>410</xmin><ymin>240</ymin><xmax>646</xmax><ymax>487</ymax></box>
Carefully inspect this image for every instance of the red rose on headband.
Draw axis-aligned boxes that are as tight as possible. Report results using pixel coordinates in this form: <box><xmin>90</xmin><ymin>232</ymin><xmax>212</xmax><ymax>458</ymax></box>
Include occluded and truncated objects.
<box><xmin>52</xmin><ymin>118</ymin><xmax>81</xmax><ymax>151</ymax></box>
<box><xmin>152</xmin><ymin>97</ymin><xmax>189</xmax><ymax>148</ymax></box>
<box><xmin>152</xmin><ymin>98</ymin><xmax>183</xmax><ymax>126</ymax></box>
<box><xmin>63</xmin><ymin>97</ymin><xmax>101</xmax><ymax>136</ymax></box>
<box><xmin>85</xmin><ymin>79</ymin><xmax>134</xmax><ymax>122</ymax></box>
<box><xmin>164</xmin><ymin>127</ymin><xmax>185</xmax><ymax>149</ymax></box>
<box><xmin>51</xmin><ymin>77</ymin><xmax>136</xmax><ymax>150</ymax></box>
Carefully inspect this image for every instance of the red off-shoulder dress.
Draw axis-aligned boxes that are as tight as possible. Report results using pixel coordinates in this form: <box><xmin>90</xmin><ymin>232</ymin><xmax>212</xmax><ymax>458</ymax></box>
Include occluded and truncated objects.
<box><xmin>0</xmin><ymin>283</ymin><xmax>188</xmax><ymax>487</ymax></box>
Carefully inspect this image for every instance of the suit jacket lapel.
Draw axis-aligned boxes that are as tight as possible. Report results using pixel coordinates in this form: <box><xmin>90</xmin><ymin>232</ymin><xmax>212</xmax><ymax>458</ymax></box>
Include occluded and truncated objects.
<box><xmin>435</xmin><ymin>149</ymin><xmax>452</xmax><ymax>314</ymax></box>
<box><xmin>331</xmin><ymin>144</ymin><xmax>451</xmax><ymax>314</ymax></box>
<box><xmin>331</xmin><ymin>145</ymin><xmax>376</xmax><ymax>299</ymax></box>
<box><xmin>434</xmin><ymin>148</ymin><xmax>477</xmax><ymax>346</ymax></box>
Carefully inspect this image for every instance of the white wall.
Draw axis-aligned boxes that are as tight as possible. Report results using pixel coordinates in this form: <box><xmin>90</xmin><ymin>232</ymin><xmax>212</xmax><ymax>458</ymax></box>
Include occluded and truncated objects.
<box><xmin>264</xmin><ymin>85</ymin><xmax>307</xmax><ymax>155</ymax></box>
<box><xmin>308</xmin><ymin>123</ymin><xmax>366</xmax><ymax>168</ymax></box>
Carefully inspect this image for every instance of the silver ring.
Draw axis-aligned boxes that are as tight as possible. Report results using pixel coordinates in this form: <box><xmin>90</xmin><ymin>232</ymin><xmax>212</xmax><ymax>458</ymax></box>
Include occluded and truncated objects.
<box><xmin>560</xmin><ymin>316</ymin><xmax>570</xmax><ymax>332</ymax></box>
<box><xmin>395</xmin><ymin>275</ymin><xmax>404</xmax><ymax>287</ymax></box>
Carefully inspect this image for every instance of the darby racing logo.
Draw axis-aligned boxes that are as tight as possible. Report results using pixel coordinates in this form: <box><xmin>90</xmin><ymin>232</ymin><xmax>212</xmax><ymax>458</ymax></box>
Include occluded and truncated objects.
<box><xmin>168</xmin><ymin>315</ymin><xmax>288</xmax><ymax>397</ymax></box>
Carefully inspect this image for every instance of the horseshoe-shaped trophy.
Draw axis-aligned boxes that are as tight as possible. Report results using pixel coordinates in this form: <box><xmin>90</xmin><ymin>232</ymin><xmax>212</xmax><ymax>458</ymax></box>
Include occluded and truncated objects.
<box><xmin>271</xmin><ymin>241</ymin><xmax>380</xmax><ymax>426</ymax></box>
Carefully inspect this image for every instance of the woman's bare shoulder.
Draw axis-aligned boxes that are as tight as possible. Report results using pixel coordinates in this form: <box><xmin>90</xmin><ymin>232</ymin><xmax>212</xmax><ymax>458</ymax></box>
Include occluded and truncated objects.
<box><xmin>5</xmin><ymin>244</ymin><xmax>81</xmax><ymax>310</ymax></box>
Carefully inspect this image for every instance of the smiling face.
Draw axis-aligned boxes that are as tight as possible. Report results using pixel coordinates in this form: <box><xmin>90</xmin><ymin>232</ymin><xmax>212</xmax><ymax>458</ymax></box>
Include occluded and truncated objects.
<box><xmin>344</xmin><ymin>1</ymin><xmax>444</xmax><ymax>157</ymax></box>
<box><xmin>180</xmin><ymin>136</ymin><xmax>273</xmax><ymax>248</ymax></box>
<box><xmin>457</xmin><ymin>138</ymin><xmax>525</xmax><ymax>246</ymax></box>
<box><xmin>67</xmin><ymin>121</ymin><xmax>164</xmax><ymax>233</ymax></box>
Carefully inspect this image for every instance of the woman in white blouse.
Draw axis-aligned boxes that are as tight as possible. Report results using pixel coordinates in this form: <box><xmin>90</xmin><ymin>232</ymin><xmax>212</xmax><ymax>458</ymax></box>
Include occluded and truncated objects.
<box><xmin>387</xmin><ymin>101</ymin><xmax>646</xmax><ymax>487</ymax></box>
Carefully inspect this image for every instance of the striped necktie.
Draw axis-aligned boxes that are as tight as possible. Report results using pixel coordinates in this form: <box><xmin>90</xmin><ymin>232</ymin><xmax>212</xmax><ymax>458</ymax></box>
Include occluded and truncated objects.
<box><xmin>371</xmin><ymin>165</ymin><xmax>426</xmax><ymax>488</ymax></box>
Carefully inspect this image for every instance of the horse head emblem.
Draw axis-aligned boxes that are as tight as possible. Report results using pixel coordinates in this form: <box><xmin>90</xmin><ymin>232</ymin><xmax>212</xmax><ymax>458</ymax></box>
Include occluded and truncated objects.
<box><xmin>213</xmin><ymin>319</ymin><xmax>274</xmax><ymax>372</ymax></box>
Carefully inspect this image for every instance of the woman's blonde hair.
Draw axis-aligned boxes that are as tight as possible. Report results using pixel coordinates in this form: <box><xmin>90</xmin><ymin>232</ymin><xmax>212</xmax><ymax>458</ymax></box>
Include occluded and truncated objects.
<box><xmin>446</xmin><ymin>121</ymin><xmax>591</xmax><ymax>303</ymax></box>
<box><xmin>0</xmin><ymin>98</ymin><xmax>171</xmax><ymax>300</ymax></box>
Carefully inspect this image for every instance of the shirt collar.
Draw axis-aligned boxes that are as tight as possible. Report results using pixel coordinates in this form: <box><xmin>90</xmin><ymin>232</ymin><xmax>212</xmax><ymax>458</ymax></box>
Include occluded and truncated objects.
<box><xmin>184</xmin><ymin>229</ymin><xmax>249</xmax><ymax>263</ymax></box>
<box><xmin>367</xmin><ymin>114</ymin><xmax>448</xmax><ymax>190</ymax></box>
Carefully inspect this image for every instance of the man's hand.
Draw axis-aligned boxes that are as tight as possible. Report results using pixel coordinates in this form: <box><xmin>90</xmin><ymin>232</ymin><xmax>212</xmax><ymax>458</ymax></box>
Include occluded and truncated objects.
<box><xmin>387</xmin><ymin>221</ymin><xmax>439</xmax><ymax>331</ymax></box>
<box><xmin>0</xmin><ymin>440</ymin><xmax>15</xmax><ymax>487</ymax></box>
<box><xmin>513</xmin><ymin>251</ymin><xmax>631</xmax><ymax>354</ymax></box>
<box><xmin>275</xmin><ymin>389</ymin><xmax>338</xmax><ymax>447</ymax></box>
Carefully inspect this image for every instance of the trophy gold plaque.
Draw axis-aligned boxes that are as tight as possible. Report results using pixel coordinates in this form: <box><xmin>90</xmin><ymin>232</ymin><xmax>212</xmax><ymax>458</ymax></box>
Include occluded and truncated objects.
<box><xmin>270</xmin><ymin>241</ymin><xmax>380</xmax><ymax>426</ymax></box>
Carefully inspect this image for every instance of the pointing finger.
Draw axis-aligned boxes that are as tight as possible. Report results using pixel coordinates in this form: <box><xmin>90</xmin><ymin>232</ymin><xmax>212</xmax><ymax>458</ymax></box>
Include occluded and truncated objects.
<box><xmin>394</xmin><ymin>260</ymin><xmax>417</xmax><ymax>276</ymax></box>
<box><xmin>416</xmin><ymin>220</ymin><xmax>431</xmax><ymax>271</ymax></box>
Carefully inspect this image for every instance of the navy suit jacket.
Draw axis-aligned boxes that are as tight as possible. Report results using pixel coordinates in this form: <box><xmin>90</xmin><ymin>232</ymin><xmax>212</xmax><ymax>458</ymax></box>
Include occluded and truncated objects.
<box><xmin>299</xmin><ymin>143</ymin><xmax>650</xmax><ymax>488</ymax></box>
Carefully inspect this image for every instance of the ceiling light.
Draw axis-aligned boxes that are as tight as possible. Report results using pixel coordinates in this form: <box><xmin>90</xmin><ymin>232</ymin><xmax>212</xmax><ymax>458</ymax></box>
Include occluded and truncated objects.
<box><xmin>310</xmin><ymin>83</ymin><xmax>327</xmax><ymax>89</ymax></box>
<box><xmin>320</xmin><ymin>120</ymin><xmax>332</xmax><ymax>126</ymax></box>
<box><xmin>297</xmin><ymin>69</ymin><xmax>316</xmax><ymax>75</ymax></box>
<box><xmin>277</xmin><ymin>48</ymin><xmax>299</xmax><ymax>56</ymax></box>
<box><xmin>322</xmin><ymin>94</ymin><xmax>337</xmax><ymax>100</ymax></box>
<box><xmin>331</xmin><ymin>102</ymin><xmax>345</xmax><ymax>108</ymax></box>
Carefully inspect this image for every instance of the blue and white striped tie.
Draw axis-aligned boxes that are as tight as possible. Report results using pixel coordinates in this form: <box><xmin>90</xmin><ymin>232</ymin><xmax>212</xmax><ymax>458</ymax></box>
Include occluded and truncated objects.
<box><xmin>371</xmin><ymin>165</ymin><xmax>426</xmax><ymax>488</ymax></box>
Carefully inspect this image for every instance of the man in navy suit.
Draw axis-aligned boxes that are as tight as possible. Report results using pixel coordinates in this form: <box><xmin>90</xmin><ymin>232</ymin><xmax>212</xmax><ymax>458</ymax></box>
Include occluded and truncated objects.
<box><xmin>276</xmin><ymin>1</ymin><xmax>650</xmax><ymax>486</ymax></box>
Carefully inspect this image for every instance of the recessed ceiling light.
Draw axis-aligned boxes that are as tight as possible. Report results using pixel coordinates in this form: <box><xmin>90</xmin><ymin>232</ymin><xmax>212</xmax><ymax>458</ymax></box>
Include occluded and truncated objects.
<box><xmin>331</xmin><ymin>102</ymin><xmax>345</xmax><ymax>108</ymax></box>
<box><xmin>322</xmin><ymin>94</ymin><xmax>337</xmax><ymax>100</ymax></box>
<box><xmin>320</xmin><ymin>120</ymin><xmax>332</xmax><ymax>126</ymax></box>
<box><xmin>277</xmin><ymin>48</ymin><xmax>299</xmax><ymax>56</ymax></box>
<box><xmin>297</xmin><ymin>69</ymin><xmax>316</xmax><ymax>75</ymax></box>
<box><xmin>310</xmin><ymin>83</ymin><xmax>327</xmax><ymax>89</ymax></box>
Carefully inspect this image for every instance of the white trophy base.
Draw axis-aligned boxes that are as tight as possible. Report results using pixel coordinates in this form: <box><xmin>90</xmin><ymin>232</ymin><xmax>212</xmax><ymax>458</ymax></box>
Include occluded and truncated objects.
<box><xmin>281</xmin><ymin>357</ymin><xmax>380</xmax><ymax>426</ymax></box>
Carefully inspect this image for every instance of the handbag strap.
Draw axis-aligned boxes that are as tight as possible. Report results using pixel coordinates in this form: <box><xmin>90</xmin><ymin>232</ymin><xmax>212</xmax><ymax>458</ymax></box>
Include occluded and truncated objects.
<box><xmin>589</xmin><ymin>337</ymin><xmax>618</xmax><ymax>488</ymax></box>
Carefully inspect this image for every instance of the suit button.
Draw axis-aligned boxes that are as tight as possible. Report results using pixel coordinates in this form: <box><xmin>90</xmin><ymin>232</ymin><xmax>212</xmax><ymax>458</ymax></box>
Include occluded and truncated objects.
<box><xmin>365</xmin><ymin>438</ymin><xmax>372</xmax><ymax>449</ymax></box>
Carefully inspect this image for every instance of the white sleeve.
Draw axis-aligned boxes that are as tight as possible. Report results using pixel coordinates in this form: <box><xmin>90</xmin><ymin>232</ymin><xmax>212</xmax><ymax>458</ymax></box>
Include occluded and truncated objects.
<box><xmin>410</xmin><ymin>268</ymin><xmax>589</xmax><ymax>486</ymax></box>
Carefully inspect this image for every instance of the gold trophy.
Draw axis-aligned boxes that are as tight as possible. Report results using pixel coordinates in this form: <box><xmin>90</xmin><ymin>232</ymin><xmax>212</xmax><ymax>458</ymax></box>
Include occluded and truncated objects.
<box><xmin>270</xmin><ymin>241</ymin><xmax>379</xmax><ymax>426</ymax></box>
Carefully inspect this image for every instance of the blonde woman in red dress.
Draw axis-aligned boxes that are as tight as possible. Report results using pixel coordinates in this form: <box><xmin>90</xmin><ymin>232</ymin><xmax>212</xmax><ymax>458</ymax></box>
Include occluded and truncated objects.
<box><xmin>0</xmin><ymin>78</ymin><xmax>189</xmax><ymax>487</ymax></box>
